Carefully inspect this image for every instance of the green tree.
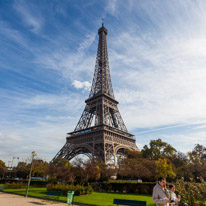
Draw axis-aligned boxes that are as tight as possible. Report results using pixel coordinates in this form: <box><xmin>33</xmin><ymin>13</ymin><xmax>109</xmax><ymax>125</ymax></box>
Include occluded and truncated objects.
<box><xmin>155</xmin><ymin>158</ymin><xmax>176</xmax><ymax>179</ymax></box>
<box><xmin>98</xmin><ymin>162</ymin><xmax>115</xmax><ymax>181</ymax></box>
<box><xmin>117</xmin><ymin>150</ymin><xmax>156</xmax><ymax>181</ymax></box>
<box><xmin>83</xmin><ymin>159</ymin><xmax>101</xmax><ymax>182</ymax></box>
<box><xmin>172</xmin><ymin>152</ymin><xmax>189</xmax><ymax>168</ymax></box>
<box><xmin>142</xmin><ymin>138</ymin><xmax>177</xmax><ymax>160</ymax></box>
<box><xmin>172</xmin><ymin>152</ymin><xmax>191</xmax><ymax>180</ymax></box>
<box><xmin>0</xmin><ymin>160</ymin><xmax>7</xmax><ymax>178</ymax></box>
<box><xmin>16</xmin><ymin>162</ymin><xmax>30</xmax><ymax>179</ymax></box>
<box><xmin>32</xmin><ymin>159</ymin><xmax>48</xmax><ymax>177</ymax></box>
<box><xmin>188</xmin><ymin>144</ymin><xmax>206</xmax><ymax>179</ymax></box>
<box><xmin>72</xmin><ymin>157</ymin><xmax>90</xmax><ymax>183</ymax></box>
<box><xmin>47</xmin><ymin>158</ymin><xmax>74</xmax><ymax>183</ymax></box>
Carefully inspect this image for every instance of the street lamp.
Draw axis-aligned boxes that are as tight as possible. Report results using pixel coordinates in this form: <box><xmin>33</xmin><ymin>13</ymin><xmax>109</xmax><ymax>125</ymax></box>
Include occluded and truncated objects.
<box><xmin>8</xmin><ymin>161</ymin><xmax>11</xmax><ymax>168</ymax></box>
<box><xmin>10</xmin><ymin>157</ymin><xmax>16</xmax><ymax>178</ymax></box>
<box><xmin>7</xmin><ymin>161</ymin><xmax>11</xmax><ymax>178</ymax></box>
<box><xmin>11</xmin><ymin>157</ymin><xmax>16</xmax><ymax>168</ymax></box>
<box><xmin>16</xmin><ymin>157</ymin><xmax>19</xmax><ymax>166</ymax></box>
<box><xmin>25</xmin><ymin>151</ymin><xmax>36</xmax><ymax>197</ymax></box>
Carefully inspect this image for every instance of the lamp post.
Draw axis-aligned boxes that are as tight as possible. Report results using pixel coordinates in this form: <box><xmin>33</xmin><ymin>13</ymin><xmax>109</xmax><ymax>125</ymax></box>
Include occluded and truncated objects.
<box><xmin>8</xmin><ymin>161</ymin><xmax>11</xmax><ymax>168</ymax></box>
<box><xmin>7</xmin><ymin>161</ymin><xmax>11</xmax><ymax>178</ymax></box>
<box><xmin>16</xmin><ymin>157</ymin><xmax>19</xmax><ymax>166</ymax></box>
<box><xmin>10</xmin><ymin>157</ymin><xmax>16</xmax><ymax>178</ymax></box>
<box><xmin>25</xmin><ymin>151</ymin><xmax>36</xmax><ymax>197</ymax></box>
<box><xmin>11</xmin><ymin>157</ymin><xmax>16</xmax><ymax>168</ymax></box>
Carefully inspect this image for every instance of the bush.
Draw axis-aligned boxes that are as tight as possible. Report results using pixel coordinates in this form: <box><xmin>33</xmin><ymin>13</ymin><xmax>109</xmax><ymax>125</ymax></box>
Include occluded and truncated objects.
<box><xmin>5</xmin><ymin>182</ymin><xmax>26</xmax><ymax>189</ymax></box>
<box><xmin>90</xmin><ymin>181</ymin><xmax>155</xmax><ymax>194</ymax></box>
<box><xmin>175</xmin><ymin>177</ymin><xmax>206</xmax><ymax>206</ymax></box>
<box><xmin>46</xmin><ymin>183</ymin><xmax>93</xmax><ymax>196</ymax></box>
<box><xmin>0</xmin><ymin>179</ymin><xmax>48</xmax><ymax>187</ymax></box>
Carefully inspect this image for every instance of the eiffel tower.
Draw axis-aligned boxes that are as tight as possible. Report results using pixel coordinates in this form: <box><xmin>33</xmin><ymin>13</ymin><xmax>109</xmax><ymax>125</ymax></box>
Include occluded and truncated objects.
<box><xmin>53</xmin><ymin>22</ymin><xmax>138</xmax><ymax>165</ymax></box>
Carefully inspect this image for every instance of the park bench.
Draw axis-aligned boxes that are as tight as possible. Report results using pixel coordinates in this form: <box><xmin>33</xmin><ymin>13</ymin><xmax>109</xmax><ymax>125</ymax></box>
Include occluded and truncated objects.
<box><xmin>0</xmin><ymin>186</ymin><xmax>5</xmax><ymax>191</ymax></box>
<box><xmin>42</xmin><ymin>191</ymin><xmax>62</xmax><ymax>201</ymax></box>
<box><xmin>113</xmin><ymin>199</ymin><xmax>147</xmax><ymax>206</ymax></box>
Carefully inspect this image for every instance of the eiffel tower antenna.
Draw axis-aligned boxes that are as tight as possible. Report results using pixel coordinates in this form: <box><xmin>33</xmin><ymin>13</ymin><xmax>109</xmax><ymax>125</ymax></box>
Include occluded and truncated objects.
<box><xmin>53</xmin><ymin>23</ymin><xmax>138</xmax><ymax>165</ymax></box>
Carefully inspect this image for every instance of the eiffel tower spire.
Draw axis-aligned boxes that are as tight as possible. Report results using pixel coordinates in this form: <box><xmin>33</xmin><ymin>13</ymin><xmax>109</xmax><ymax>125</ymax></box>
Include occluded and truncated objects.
<box><xmin>53</xmin><ymin>23</ymin><xmax>138</xmax><ymax>165</ymax></box>
<box><xmin>89</xmin><ymin>21</ymin><xmax>114</xmax><ymax>98</ymax></box>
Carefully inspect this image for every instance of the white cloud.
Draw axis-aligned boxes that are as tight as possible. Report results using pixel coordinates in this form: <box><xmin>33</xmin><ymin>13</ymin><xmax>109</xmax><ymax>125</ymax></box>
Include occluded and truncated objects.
<box><xmin>193</xmin><ymin>124</ymin><xmax>206</xmax><ymax>130</ymax></box>
<box><xmin>0</xmin><ymin>132</ymin><xmax>21</xmax><ymax>141</ymax></box>
<box><xmin>33</xmin><ymin>34</ymin><xmax>96</xmax><ymax>82</ymax></box>
<box><xmin>161</xmin><ymin>131</ymin><xmax>206</xmax><ymax>153</ymax></box>
<box><xmin>2</xmin><ymin>0</ymin><xmax>206</xmax><ymax>163</ymax></box>
<box><xmin>109</xmin><ymin>18</ymin><xmax>206</xmax><ymax>130</ymax></box>
<box><xmin>72</xmin><ymin>80</ymin><xmax>91</xmax><ymax>91</ymax></box>
<box><xmin>135</xmin><ymin>121</ymin><xmax>206</xmax><ymax>135</ymax></box>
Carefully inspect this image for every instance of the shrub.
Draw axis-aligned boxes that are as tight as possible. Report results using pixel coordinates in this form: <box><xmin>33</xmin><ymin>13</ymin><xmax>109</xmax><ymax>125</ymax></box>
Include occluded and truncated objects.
<box><xmin>5</xmin><ymin>182</ymin><xmax>26</xmax><ymax>189</ymax></box>
<box><xmin>175</xmin><ymin>177</ymin><xmax>206</xmax><ymax>206</ymax></box>
<box><xmin>46</xmin><ymin>183</ymin><xmax>93</xmax><ymax>196</ymax></box>
<box><xmin>1</xmin><ymin>179</ymin><xmax>47</xmax><ymax>187</ymax></box>
<box><xmin>90</xmin><ymin>181</ymin><xmax>155</xmax><ymax>194</ymax></box>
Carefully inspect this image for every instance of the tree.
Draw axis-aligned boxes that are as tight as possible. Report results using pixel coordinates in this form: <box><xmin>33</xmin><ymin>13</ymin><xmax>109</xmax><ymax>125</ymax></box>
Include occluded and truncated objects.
<box><xmin>172</xmin><ymin>152</ymin><xmax>189</xmax><ymax>168</ymax></box>
<box><xmin>83</xmin><ymin>159</ymin><xmax>101</xmax><ymax>182</ymax></box>
<box><xmin>0</xmin><ymin>160</ymin><xmax>7</xmax><ymax>178</ymax></box>
<box><xmin>117</xmin><ymin>149</ymin><xmax>156</xmax><ymax>181</ymax></box>
<box><xmin>188</xmin><ymin>144</ymin><xmax>206</xmax><ymax>179</ymax></box>
<box><xmin>171</xmin><ymin>152</ymin><xmax>191</xmax><ymax>180</ymax></box>
<box><xmin>98</xmin><ymin>162</ymin><xmax>115</xmax><ymax>181</ymax></box>
<box><xmin>32</xmin><ymin>159</ymin><xmax>48</xmax><ymax>178</ymax></box>
<box><xmin>142</xmin><ymin>138</ymin><xmax>177</xmax><ymax>160</ymax></box>
<box><xmin>16</xmin><ymin>162</ymin><xmax>30</xmax><ymax>179</ymax></box>
<box><xmin>155</xmin><ymin>158</ymin><xmax>176</xmax><ymax>180</ymax></box>
<box><xmin>47</xmin><ymin>158</ymin><xmax>74</xmax><ymax>183</ymax></box>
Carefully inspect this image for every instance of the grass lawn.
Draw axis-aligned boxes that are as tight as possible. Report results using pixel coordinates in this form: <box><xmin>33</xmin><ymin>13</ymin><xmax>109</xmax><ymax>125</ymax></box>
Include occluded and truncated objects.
<box><xmin>3</xmin><ymin>186</ymin><xmax>155</xmax><ymax>206</ymax></box>
<box><xmin>72</xmin><ymin>192</ymin><xmax>155</xmax><ymax>206</ymax></box>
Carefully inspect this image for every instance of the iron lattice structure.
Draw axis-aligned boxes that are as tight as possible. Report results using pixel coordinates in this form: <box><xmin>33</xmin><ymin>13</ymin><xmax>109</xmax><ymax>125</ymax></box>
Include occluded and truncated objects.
<box><xmin>53</xmin><ymin>23</ymin><xmax>138</xmax><ymax>165</ymax></box>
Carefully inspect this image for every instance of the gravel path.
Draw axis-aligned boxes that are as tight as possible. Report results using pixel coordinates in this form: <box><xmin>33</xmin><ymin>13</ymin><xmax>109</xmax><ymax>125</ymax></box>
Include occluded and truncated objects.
<box><xmin>0</xmin><ymin>192</ymin><xmax>89</xmax><ymax>206</ymax></box>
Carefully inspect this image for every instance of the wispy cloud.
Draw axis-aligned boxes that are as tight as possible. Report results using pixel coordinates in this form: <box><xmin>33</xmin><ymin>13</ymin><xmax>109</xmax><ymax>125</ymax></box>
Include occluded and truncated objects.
<box><xmin>78</xmin><ymin>33</ymin><xmax>96</xmax><ymax>53</ymax></box>
<box><xmin>161</xmin><ymin>131</ymin><xmax>206</xmax><ymax>153</ymax></box>
<box><xmin>0</xmin><ymin>20</ymin><xmax>28</xmax><ymax>48</ymax></box>
<box><xmin>105</xmin><ymin>0</ymin><xmax>119</xmax><ymax>18</ymax></box>
<box><xmin>135</xmin><ymin>121</ymin><xmax>206</xmax><ymax>135</ymax></box>
<box><xmin>33</xmin><ymin>33</ymin><xmax>96</xmax><ymax>82</ymax></box>
<box><xmin>1</xmin><ymin>0</ymin><xmax>206</xmax><ymax>163</ymax></box>
<box><xmin>0</xmin><ymin>133</ymin><xmax>21</xmax><ymax>141</ymax></box>
<box><xmin>108</xmin><ymin>2</ymin><xmax>206</xmax><ymax>131</ymax></box>
<box><xmin>13</xmin><ymin>1</ymin><xmax>43</xmax><ymax>33</ymax></box>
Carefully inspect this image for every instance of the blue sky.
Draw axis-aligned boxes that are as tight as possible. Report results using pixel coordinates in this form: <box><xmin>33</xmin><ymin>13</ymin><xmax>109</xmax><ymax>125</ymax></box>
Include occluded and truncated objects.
<box><xmin>1</xmin><ymin>0</ymin><xmax>206</xmax><ymax>165</ymax></box>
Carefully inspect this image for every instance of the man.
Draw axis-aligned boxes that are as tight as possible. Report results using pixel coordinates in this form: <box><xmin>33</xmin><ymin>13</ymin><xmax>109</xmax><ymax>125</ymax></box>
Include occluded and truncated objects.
<box><xmin>168</xmin><ymin>184</ymin><xmax>181</xmax><ymax>204</ymax></box>
<box><xmin>152</xmin><ymin>177</ymin><xmax>170</xmax><ymax>206</ymax></box>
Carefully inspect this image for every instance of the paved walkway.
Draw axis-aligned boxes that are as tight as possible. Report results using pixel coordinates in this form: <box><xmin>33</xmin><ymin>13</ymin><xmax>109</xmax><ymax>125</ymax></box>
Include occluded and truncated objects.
<box><xmin>0</xmin><ymin>192</ymin><xmax>89</xmax><ymax>206</ymax></box>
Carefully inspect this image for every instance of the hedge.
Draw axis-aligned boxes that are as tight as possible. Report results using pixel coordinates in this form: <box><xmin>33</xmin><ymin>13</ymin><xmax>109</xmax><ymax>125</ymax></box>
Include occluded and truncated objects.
<box><xmin>91</xmin><ymin>182</ymin><xmax>155</xmax><ymax>194</ymax></box>
<box><xmin>46</xmin><ymin>183</ymin><xmax>93</xmax><ymax>196</ymax></box>
<box><xmin>5</xmin><ymin>182</ymin><xmax>26</xmax><ymax>189</ymax></box>
<box><xmin>0</xmin><ymin>179</ymin><xmax>48</xmax><ymax>187</ymax></box>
